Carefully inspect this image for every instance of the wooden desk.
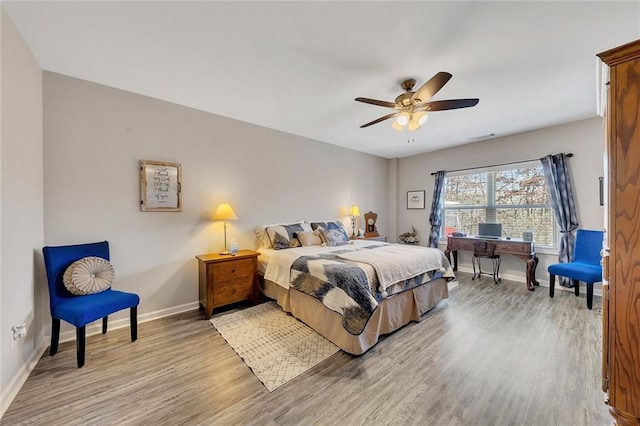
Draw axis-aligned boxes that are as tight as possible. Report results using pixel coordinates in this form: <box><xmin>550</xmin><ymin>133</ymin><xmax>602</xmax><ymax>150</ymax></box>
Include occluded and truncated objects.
<box><xmin>445</xmin><ymin>236</ymin><xmax>539</xmax><ymax>291</ymax></box>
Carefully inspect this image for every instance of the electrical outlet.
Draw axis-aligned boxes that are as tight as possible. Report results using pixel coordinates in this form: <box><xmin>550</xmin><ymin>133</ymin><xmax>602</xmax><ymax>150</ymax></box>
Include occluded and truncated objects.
<box><xmin>10</xmin><ymin>323</ymin><xmax>27</xmax><ymax>350</ymax></box>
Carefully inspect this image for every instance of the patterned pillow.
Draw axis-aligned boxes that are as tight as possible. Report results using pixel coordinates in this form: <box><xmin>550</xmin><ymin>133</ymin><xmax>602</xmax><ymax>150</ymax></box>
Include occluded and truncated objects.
<box><xmin>310</xmin><ymin>221</ymin><xmax>346</xmax><ymax>232</ymax></box>
<box><xmin>296</xmin><ymin>230</ymin><xmax>323</xmax><ymax>246</ymax></box>
<box><xmin>255</xmin><ymin>221</ymin><xmax>307</xmax><ymax>248</ymax></box>
<box><xmin>266</xmin><ymin>223</ymin><xmax>312</xmax><ymax>250</ymax></box>
<box><xmin>318</xmin><ymin>227</ymin><xmax>351</xmax><ymax>247</ymax></box>
<box><xmin>63</xmin><ymin>256</ymin><xmax>114</xmax><ymax>295</ymax></box>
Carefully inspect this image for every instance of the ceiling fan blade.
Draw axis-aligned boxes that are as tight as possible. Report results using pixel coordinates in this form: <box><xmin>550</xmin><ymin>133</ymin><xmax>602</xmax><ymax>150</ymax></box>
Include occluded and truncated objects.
<box><xmin>355</xmin><ymin>97</ymin><xmax>398</xmax><ymax>109</ymax></box>
<box><xmin>411</xmin><ymin>72</ymin><xmax>452</xmax><ymax>103</ymax></box>
<box><xmin>360</xmin><ymin>112</ymin><xmax>400</xmax><ymax>128</ymax></box>
<box><xmin>420</xmin><ymin>98</ymin><xmax>479</xmax><ymax>111</ymax></box>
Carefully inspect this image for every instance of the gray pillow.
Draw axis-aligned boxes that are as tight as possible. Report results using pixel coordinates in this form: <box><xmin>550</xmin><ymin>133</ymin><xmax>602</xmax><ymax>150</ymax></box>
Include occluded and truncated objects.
<box><xmin>318</xmin><ymin>227</ymin><xmax>350</xmax><ymax>247</ymax></box>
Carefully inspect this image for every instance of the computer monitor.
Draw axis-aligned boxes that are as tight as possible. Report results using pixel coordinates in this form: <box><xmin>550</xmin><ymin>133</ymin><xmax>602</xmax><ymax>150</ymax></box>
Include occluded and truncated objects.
<box><xmin>478</xmin><ymin>223</ymin><xmax>502</xmax><ymax>239</ymax></box>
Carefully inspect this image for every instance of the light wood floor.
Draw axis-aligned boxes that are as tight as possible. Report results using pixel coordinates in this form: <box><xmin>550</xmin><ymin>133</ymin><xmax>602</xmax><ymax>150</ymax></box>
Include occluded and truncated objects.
<box><xmin>3</xmin><ymin>272</ymin><xmax>611</xmax><ymax>425</ymax></box>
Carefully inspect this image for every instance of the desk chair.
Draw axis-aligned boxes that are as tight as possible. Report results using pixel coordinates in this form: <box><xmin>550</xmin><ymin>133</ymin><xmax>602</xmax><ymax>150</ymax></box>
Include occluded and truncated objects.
<box><xmin>472</xmin><ymin>241</ymin><xmax>501</xmax><ymax>284</ymax></box>
<box><xmin>548</xmin><ymin>229</ymin><xmax>603</xmax><ymax>310</ymax></box>
<box><xmin>43</xmin><ymin>241</ymin><xmax>140</xmax><ymax>367</ymax></box>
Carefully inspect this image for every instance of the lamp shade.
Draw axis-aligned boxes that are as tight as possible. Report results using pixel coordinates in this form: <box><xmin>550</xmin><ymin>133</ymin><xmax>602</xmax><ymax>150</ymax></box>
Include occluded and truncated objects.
<box><xmin>350</xmin><ymin>205</ymin><xmax>361</xmax><ymax>217</ymax></box>
<box><xmin>212</xmin><ymin>204</ymin><xmax>238</xmax><ymax>221</ymax></box>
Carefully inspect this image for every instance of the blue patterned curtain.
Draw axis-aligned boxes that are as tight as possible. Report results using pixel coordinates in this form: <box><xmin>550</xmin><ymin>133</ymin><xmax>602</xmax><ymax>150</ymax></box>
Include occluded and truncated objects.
<box><xmin>428</xmin><ymin>170</ymin><xmax>447</xmax><ymax>247</ymax></box>
<box><xmin>541</xmin><ymin>154</ymin><xmax>579</xmax><ymax>287</ymax></box>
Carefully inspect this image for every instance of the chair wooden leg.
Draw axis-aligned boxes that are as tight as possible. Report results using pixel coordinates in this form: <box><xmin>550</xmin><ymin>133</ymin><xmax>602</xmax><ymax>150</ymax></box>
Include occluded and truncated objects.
<box><xmin>102</xmin><ymin>317</ymin><xmax>108</xmax><ymax>334</ymax></box>
<box><xmin>587</xmin><ymin>282</ymin><xmax>594</xmax><ymax>310</ymax></box>
<box><xmin>50</xmin><ymin>318</ymin><xmax>60</xmax><ymax>356</ymax></box>
<box><xmin>76</xmin><ymin>326</ymin><xmax>86</xmax><ymax>368</ymax></box>
<box><xmin>549</xmin><ymin>274</ymin><xmax>556</xmax><ymax>298</ymax></box>
<box><xmin>130</xmin><ymin>306</ymin><xmax>138</xmax><ymax>342</ymax></box>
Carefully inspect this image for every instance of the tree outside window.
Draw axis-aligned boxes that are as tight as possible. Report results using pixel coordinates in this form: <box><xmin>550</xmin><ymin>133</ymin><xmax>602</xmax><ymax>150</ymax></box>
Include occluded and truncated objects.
<box><xmin>441</xmin><ymin>162</ymin><xmax>557</xmax><ymax>248</ymax></box>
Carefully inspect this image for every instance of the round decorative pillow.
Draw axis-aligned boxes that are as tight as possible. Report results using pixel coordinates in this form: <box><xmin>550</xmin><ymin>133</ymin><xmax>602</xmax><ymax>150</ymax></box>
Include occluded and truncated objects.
<box><xmin>63</xmin><ymin>256</ymin><xmax>115</xmax><ymax>295</ymax></box>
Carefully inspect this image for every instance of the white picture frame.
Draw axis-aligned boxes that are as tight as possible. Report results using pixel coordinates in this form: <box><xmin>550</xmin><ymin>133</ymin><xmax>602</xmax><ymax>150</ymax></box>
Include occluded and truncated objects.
<box><xmin>407</xmin><ymin>190</ymin><xmax>425</xmax><ymax>209</ymax></box>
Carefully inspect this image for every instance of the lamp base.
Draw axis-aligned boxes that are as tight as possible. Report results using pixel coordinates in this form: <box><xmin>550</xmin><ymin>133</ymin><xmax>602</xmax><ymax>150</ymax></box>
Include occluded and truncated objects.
<box><xmin>219</xmin><ymin>251</ymin><xmax>234</xmax><ymax>256</ymax></box>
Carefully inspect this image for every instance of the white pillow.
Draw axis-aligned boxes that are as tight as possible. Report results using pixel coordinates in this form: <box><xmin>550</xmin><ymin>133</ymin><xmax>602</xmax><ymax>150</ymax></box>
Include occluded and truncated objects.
<box><xmin>63</xmin><ymin>256</ymin><xmax>114</xmax><ymax>295</ymax></box>
<box><xmin>296</xmin><ymin>230</ymin><xmax>324</xmax><ymax>246</ymax></box>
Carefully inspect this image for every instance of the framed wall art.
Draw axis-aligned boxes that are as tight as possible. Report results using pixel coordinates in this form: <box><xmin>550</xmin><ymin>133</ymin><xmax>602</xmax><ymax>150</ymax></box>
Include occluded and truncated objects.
<box><xmin>139</xmin><ymin>160</ymin><xmax>182</xmax><ymax>212</ymax></box>
<box><xmin>407</xmin><ymin>190</ymin><xmax>425</xmax><ymax>209</ymax></box>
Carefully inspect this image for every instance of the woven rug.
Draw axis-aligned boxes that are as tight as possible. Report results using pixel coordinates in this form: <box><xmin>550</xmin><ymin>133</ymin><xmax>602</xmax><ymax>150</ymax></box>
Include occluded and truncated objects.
<box><xmin>210</xmin><ymin>301</ymin><xmax>339</xmax><ymax>391</ymax></box>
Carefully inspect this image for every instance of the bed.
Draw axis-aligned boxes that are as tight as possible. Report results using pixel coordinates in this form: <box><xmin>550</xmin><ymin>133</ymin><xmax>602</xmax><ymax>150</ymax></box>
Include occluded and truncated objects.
<box><xmin>256</xmin><ymin>224</ymin><xmax>454</xmax><ymax>355</ymax></box>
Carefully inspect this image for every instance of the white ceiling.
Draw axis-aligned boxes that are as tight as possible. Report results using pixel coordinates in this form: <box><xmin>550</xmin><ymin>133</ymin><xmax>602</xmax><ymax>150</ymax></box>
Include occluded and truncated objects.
<box><xmin>4</xmin><ymin>1</ymin><xmax>640</xmax><ymax>158</ymax></box>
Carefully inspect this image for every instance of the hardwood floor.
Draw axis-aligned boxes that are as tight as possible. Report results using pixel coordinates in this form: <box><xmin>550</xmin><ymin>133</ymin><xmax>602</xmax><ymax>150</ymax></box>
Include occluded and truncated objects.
<box><xmin>2</xmin><ymin>273</ymin><xmax>611</xmax><ymax>425</ymax></box>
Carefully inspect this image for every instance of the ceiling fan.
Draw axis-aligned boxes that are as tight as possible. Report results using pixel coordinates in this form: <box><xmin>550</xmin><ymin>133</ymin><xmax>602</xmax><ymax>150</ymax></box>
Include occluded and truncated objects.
<box><xmin>355</xmin><ymin>72</ymin><xmax>479</xmax><ymax>132</ymax></box>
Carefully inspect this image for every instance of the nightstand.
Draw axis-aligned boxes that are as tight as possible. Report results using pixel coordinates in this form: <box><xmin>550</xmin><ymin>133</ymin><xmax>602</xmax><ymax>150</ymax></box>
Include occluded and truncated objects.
<box><xmin>351</xmin><ymin>235</ymin><xmax>387</xmax><ymax>242</ymax></box>
<box><xmin>196</xmin><ymin>250</ymin><xmax>260</xmax><ymax>319</ymax></box>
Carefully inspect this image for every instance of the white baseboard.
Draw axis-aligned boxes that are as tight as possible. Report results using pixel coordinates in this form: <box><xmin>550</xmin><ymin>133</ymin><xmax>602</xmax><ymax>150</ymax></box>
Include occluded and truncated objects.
<box><xmin>454</xmin><ymin>266</ymin><xmax>603</xmax><ymax>297</ymax></box>
<box><xmin>1</xmin><ymin>333</ymin><xmax>47</xmax><ymax>418</ymax></box>
<box><xmin>56</xmin><ymin>301</ymin><xmax>199</xmax><ymax>343</ymax></box>
<box><xmin>1</xmin><ymin>301</ymin><xmax>199</xmax><ymax>418</ymax></box>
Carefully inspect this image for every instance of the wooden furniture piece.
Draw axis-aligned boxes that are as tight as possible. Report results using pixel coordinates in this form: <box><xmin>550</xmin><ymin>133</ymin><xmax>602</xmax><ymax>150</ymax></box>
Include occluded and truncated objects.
<box><xmin>196</xmin><ymin>250</ymin><xmax>259</xmax><ymax>319</ymax></box>
<box><xmin>472</xmin><ymin>241</ymin><xmax>501</xmax><ymax>284</ymax></box>
<box><xmin>445</xmin><ymin>236</ymin><xmax>538</xmax><ymax>290</ymax></box>
<box><xmin>351</xmin><ymin>235</ymin><xmax>387</xmax><ymax>242</ymax></box>
<box><xmin>364</xmin><ymin>211</ymin><xmax>379</xmax><ymax>238</ymax></box>
<box><xmin>598</xmin><ymin>39</ymin><xmax>640</xmax><ymax>426</ymax></box>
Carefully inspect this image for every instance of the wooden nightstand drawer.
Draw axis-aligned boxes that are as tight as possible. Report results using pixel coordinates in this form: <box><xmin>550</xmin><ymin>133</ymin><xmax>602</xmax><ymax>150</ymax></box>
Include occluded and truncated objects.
<box><xmin>212</xmin><ymin>258</ymin><xmax>254</xmax><ymax>282</ymax></box>
<box><xmin>213</xmin><ymin>278</ymin><xmax>254</xmax><ymax>307</ymax></box>
<box><xmin>196</xmin><ymin>250</ymin><xmax>260</xmax><ymax>319</ymax></box>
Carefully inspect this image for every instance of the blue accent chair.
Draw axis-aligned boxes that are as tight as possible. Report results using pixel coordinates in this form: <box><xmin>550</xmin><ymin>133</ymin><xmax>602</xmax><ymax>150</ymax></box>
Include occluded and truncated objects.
<box><xmin>43</xmin><ymin>241</ymin><xmax>140</xmax><ymax>367</ymax></box>
<box><xmin>548</xmin><ymin>229</ymin><xmax>603</xmax><ymax>310</ymax></box>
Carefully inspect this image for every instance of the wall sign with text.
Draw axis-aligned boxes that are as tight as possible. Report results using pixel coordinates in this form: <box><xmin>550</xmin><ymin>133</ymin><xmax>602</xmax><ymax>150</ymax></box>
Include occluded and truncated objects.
<box><xmin>139</xmin><ymin>160</ymin><xmax>182</xmax><ymax>212</ymax></box>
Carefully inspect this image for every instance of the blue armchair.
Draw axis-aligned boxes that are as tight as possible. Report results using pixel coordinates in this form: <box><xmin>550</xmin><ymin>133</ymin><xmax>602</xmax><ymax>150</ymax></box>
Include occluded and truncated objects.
<box><xmin>548</xmin><ymin>229</ymin><xmax>603</xmax><ymax>310</ymax></box>
<box><xmin>43</xmin><ymin>241</ymin><xmax>140</xmax><ymax>367</ymax></box>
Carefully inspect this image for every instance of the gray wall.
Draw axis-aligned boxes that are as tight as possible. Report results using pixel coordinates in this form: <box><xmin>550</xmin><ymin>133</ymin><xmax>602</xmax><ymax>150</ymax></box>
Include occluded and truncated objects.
<box><xmin>43</xmin><ymin>71</ymin><xmax>389</xmax><ymax>333</ymax></box>
<box><xmin>1</xmin><ymin>7</ymin><xmax>44</xmax><ymax>415</ymax></box>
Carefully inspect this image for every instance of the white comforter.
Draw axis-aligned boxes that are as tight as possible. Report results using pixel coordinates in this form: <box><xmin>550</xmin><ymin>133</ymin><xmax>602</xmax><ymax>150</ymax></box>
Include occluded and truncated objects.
<box><xmin>261</xmin><ymin>240</ymin><xmax>387</xmax><ymax>289</ymax></box>
<box><xmin>261</xmin><ymin>240</ymin><xmax>453</xmax><ymax>295</ymax></box>
<box><xmin>336</xmin><ymin>244</ymin><xmax>450</xmax><ymax>297</ymax></box>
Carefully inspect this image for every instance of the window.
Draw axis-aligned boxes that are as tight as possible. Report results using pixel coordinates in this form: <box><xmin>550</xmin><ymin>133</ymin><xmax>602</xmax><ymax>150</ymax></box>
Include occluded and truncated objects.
<box><xmin>442</xmin><ymin>161</ymin><xmax>558</xmax><ymax>248</ymax></box>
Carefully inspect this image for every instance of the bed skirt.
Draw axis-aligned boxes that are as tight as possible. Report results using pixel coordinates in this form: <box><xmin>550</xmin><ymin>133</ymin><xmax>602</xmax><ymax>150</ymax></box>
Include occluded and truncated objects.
<box><xmin>258</xmin><ymin>276</ymin><xmax>450</xmax><ymax>355</ymax></box>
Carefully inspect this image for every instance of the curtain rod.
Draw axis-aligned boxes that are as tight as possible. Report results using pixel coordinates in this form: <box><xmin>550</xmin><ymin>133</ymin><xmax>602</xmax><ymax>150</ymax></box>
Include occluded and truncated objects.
<box><xmin>430</xmin><ymin>153</ymin><xmax>573</xmax><ymax>176</ymax></box>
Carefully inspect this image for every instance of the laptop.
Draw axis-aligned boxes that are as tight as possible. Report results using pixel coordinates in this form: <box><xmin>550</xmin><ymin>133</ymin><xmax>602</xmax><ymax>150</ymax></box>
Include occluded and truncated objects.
<box><xmin>477</xmin><ymin>223</ymin><xmax>502</xmax><ymax>239</ymax></box>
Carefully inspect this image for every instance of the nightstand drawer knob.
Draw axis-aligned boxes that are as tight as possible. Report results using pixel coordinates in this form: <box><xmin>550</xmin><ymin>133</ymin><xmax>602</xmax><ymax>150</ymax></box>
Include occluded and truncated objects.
<box><xmin>232</xmin><ymin>268</ymin><xmax>237</xmax><ymax>273</ymax></box>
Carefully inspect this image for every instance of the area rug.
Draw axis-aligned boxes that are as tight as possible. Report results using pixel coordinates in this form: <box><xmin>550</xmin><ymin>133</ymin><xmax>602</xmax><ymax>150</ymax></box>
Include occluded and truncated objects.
<box><xmin>210</xmin><ymin>301</ymin><xmax>340</xmax><ymax>391</ymax></box>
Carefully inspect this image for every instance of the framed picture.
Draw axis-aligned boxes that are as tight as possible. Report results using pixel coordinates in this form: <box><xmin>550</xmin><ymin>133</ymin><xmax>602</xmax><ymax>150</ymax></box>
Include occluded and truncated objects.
<box><xmin>139</xmin><ymin>160</ymin><xmax>182</xmax><ymax>212</ymax></box>
<box><xmin>407</xmin><ymin>190</ymin><xmax>425</xmax><ymax>209</ymax></box>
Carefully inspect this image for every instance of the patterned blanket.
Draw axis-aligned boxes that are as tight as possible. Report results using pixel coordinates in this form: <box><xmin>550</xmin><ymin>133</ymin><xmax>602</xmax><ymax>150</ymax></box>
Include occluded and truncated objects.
<box><xmin>290</xmin><ymin>245</ymin><xmax>453</xmax><ymax>335</ymax></box>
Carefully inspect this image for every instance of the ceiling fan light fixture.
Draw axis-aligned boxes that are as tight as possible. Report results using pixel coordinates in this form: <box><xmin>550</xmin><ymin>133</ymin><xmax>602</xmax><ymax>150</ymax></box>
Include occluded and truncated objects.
<box><xmin>416</xmin><ymin>112</ymin><xmax>428</xmax><ymax>126</ymax></box>
<box><xmin>391</xmin><ymin>121</ymin><xmax>405</xmax><ymax>132</ymax></box>
<box><xmin>396</xmin><ymin>112</ymin><xmax>409</xmax><ymax>126</ymax></box>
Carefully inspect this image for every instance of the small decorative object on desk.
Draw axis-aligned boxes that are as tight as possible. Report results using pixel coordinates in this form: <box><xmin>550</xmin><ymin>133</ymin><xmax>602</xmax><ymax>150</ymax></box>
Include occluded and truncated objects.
<box><xmin>399</xmin><ymin>226</ymin><xmax>419</xmax><ymax>244</ymax></box>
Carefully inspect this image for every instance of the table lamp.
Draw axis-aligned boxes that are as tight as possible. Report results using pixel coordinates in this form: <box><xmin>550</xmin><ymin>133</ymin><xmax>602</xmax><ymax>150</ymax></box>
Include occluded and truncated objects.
<box><xmin>212</xmin><ymin>203</ymin><xmax>238</xmax><ymax>254</ymax></box>
<box><xmin>350</xmin><ymin>204</ymin><xmax>360</xmax><ymax>238</ymax></box>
